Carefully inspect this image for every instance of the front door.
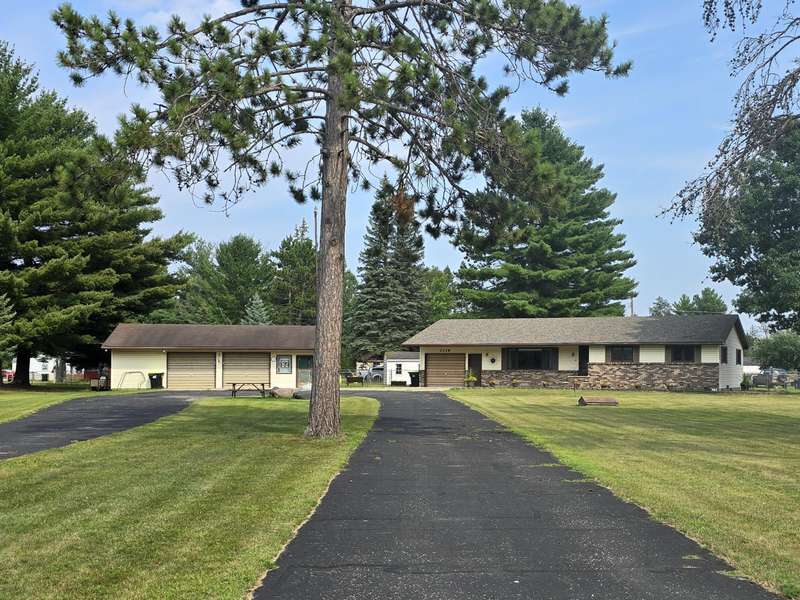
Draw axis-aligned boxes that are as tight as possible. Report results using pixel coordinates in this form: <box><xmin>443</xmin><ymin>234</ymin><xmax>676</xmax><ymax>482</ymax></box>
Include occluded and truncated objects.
<box><xmin>467</xmin><ymin>353</ymin><xmax>482</xmax><ymax>386</ymax></box>
<box><xmin>578</xmin><ymin>345</ymin><xmax>590</xmax><ymax>375</ymax></box>
<box><xmin>296</xmin><ymin>355</ymin><xmax>313</xmax><ymax>388</ymax></box>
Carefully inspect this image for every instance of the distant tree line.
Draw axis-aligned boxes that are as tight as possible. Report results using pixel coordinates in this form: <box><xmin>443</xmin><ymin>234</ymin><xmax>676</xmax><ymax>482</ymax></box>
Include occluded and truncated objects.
<box><xmin>650</xmin><ymin>288</ymin><xmax>728</xmax><ymax>317</ymax></box>
<box><xmin>150</xmin><ymin>223</ymin><xmax>316</xmax><ymax>327</ymax></box>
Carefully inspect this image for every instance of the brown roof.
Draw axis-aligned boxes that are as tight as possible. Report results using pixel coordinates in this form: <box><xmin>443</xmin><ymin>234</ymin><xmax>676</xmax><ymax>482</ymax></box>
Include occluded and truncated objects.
<box><xmin>103</xmin><ymin>323</ymin><xmax>315</xmax><ymax>350</ymax></box>
<box><xmin>404</xmin><ymin>315</ymin><xmax>748</xmax><ymax>348</ymax></box>
<box><xmin>384</xmin><ymin>351</ymin><xmax>420</xmax><ymax>361</ymax></box>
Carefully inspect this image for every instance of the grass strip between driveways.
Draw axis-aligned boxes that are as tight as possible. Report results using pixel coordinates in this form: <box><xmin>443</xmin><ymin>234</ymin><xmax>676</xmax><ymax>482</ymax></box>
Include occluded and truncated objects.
<box><xmin>450</xmin><ymin>388</ymin><xmax>800</xmax><ymax>599</ymax></box>
<box><xmin>0</xmin><ymin>395</ymin><xmax>378</xmax><ymax>600</ymax></box>
<box><xmin>0</xmin><ymin>385</ymin><xmax>144</xmax><ymax>424</ymax></box>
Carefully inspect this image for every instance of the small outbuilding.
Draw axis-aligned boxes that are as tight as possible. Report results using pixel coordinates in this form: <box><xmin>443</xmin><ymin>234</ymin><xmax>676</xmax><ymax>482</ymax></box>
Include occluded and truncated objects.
<box><xmin>383</xmin><ymin>351</ymin><xmax>420</xmax><ymax>386</ymax></box>
<box><xmin>103</xmin><ymin>323</ymin><xmax>315</xmax><ymax>390</ymax></box>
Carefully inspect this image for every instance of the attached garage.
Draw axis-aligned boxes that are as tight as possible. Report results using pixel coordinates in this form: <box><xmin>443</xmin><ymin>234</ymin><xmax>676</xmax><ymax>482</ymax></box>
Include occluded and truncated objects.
<box><xmin>425</xmin><ymin>353</ymin><xmax>465</xmax><ymax>387</ymax></box>
<box><xmin>167</xmin><ymin>352</ymin><xmax>216</xmax><ymax>389</ymax></box>
<box><xmin>223</xmin><ymin>352</ymin><xmax>270</xmax><ymax>387</ymax></box>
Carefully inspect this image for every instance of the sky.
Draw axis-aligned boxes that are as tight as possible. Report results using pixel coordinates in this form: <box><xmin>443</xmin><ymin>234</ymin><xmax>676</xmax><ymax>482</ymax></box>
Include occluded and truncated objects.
<box><xmin>0</xmin><ymin>0</ymin><xmax>777</xmax><ymax>325</ymax></box>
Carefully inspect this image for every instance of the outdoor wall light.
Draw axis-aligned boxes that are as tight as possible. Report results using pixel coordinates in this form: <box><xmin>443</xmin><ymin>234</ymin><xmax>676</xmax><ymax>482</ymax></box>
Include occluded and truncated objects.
<box><xmin>490</xmin><ymin>357</ymin><xmax>496</xmax><ymax>364</ymax></box>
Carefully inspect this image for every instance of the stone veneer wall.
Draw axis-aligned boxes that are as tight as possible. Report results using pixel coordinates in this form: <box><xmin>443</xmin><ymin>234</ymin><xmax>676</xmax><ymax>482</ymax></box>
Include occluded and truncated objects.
<box><xmin>481</xmin><ymin>369</ymin><xmax>581</xmax><ymax>388</ymax></box>
<box><xmin>586</xmin><ymin>363</ymin><xmax>719</xmax><ymax>391</ymax></box>
<box><xmin>479</xmin><ymin>363</ymin><xmax>719</xmax><ymax>391</ymax></box>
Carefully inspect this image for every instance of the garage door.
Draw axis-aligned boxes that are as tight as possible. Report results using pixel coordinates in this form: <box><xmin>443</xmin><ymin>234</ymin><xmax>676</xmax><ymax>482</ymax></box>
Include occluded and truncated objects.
<box><xmin>222</xmin><ymin>352</ymin><xmax>270</xmax><ymax>387</ymax></box>
<box><xmin>425</xmin><ymin>353</ymin><xmax>465</xmax><ymax>387</ymax></box>
<box><xmin>167</xmin><ymin>352</ymin><xmax>216</xmax><ymax>389</ymax></box>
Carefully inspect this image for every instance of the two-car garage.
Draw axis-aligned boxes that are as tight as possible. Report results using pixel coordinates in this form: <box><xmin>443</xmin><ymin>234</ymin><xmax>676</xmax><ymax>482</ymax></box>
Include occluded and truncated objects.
<box><xmin>104</xmin><ymin>323</ymin><xmax>315</xmax><ymax>390</ymax></box>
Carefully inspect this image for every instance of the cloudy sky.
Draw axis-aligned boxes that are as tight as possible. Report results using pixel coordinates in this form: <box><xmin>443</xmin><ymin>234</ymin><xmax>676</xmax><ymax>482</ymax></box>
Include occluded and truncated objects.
<box><xmin>0</xmin><ymin>1</ymin><xmax>777</xmax><ymax>323</ymax></box>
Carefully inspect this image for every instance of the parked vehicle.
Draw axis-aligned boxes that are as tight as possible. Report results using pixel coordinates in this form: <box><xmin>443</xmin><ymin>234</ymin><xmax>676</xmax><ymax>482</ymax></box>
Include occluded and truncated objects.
<box><xmin>366</xmin><ymin>364</ymin><xmax>384</xmax><ymax>383</ymax></box>
<box><xmin>752</xmin><ymin>368</ymin><xmax>788</xmax><ymax>387</ymax></box>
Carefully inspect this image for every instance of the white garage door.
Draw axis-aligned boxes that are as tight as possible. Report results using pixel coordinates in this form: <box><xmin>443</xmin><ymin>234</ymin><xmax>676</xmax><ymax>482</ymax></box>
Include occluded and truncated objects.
<box><xmin>167</xmin><ymin>352</ymin><xmax>216</xmax><ymax>389</ymax></box>
<box><xmin>222</xmin><ymin>352</ymin><xmax>270</xmax><ymax>387</ymax></box>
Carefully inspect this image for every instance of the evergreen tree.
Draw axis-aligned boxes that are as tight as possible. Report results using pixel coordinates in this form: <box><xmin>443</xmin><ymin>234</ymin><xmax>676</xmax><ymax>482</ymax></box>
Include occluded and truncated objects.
<box><xmin>650</xmin><ymin>296</ymin><xmax>674</xmax><ymax>317</ymax></box>
<box><xmin>241</xmin><ymin>294</ymin><xmax>272</xmax><ymax>325</ymax></box>
<box><xmin>340</xmin><ymin>270</ymin><xmax>359</xmax><ymax>368</ymax></box>
<box><xmin>55</xmin><ymin>1</ymin><xmax>628</xmax><ymax>436</ymax></box>
<box><xmin>457</xmin><ymin>109</ymin><xmax>637</xmax><ymax>317</ymax></box>
<box><xmin>348</xmin><ymin>184</ymin><xmax>396</xmax><ymax>359</ymax></box>
<box><xmin>383</xmin><ymin>197</ymin><xmax>428</xmax><ymax>348</ymax></box>
<box><xmin>268</xmin><ymin>222</ymin><xmax>316</xmax><ymax>325</ymax></box>
<box><xmin>152</xmin><ymin>236</ymin><xmax>272</xmax><ymax>324</ymax></box>
<box><xmin>691</xmin><ymin>287</ymin><xmax>728</xmax><ymax>314</ymax></box>
<box><xmin>672</xmin><ymin>295</ymin><xmax>696</xmax><ymax>315</ymax></box>
<box><xmin>0</xmin><ymin>44</ymin><xmax>189</xmax><ymax>384</ymax></box>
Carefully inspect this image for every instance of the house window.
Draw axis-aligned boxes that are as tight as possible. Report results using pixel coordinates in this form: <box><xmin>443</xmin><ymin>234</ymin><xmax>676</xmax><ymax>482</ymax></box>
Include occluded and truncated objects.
<box><xmin>607</xmin><ymin>346</ymin><xmax>636</xmax><ymax>363</ymax></box>
<box><xmin>395</xmin><ymin>363</ymin><xmax>402</xmax><ymax>374</ymax></box>
<box><xmin>276</xmin><ymin>355</ymin><xmax>292</xmax><ymax>374</ymax></box>
<box><xmin>720</xmin><ymin>346</ymin><xmax>728</xmax><ymax>364</ymax></box>
<box><xmin>669</xmin><ymin>345</ymin><xmax>697</xmax><ymax>363</ymax></box>
<box><xmin>736</xmin><ymin>349</ymin><xmax>742</xmax><ymax>365</ymax></box>
<box><xmin>504</xmin><ymin>348</ymin><xmax>557</xmax><ymax>370</ymax></box>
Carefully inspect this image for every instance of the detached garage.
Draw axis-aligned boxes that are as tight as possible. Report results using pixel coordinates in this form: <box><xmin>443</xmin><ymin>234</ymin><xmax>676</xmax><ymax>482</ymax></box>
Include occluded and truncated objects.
<box><xmin>103</xmin><ymin>323</ymin><xmax>315</xmax><ymax>390</ymax></box>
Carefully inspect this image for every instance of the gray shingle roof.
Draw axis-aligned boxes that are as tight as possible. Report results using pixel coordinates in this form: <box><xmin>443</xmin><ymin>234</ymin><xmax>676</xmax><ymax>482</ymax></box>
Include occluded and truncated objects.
<box><xmin>384</xmin><ymin>351</ymin><xmax>420</xmax><ymax>360</ymax></box>
<box><xmin>404</xmin><ymin>315</ymin><xmax>747</xmax><ymax>348</ymax></box>
<box><xmin>103</xmin><ymin>323</ymin><xmax>315</xmax><ymax>350</ymax></box>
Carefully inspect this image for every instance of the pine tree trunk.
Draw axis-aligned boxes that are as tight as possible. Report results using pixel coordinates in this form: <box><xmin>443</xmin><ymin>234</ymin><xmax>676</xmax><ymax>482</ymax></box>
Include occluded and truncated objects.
<box><xmin>306</xmin><ymin>0</ymin><xmax>351</xmax><ymax>438</ymax></box>
<box><xmin>12</xmin><ymin>347</ymin><xmax>32</xmax><ymax>388</ymax></box>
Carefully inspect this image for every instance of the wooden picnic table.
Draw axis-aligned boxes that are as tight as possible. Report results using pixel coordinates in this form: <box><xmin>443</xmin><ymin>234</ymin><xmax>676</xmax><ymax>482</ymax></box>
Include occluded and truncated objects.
<box><xmin>230</xmin><ymin>383</ymin><xmax>269</xmax><ymax>398</ymax></box>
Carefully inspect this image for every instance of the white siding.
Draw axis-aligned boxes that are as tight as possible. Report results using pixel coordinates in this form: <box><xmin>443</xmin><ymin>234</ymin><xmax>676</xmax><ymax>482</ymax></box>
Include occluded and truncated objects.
<box><xmin>639</xmin><ymin>345</ymin><xmax>665</xmax><ymax>363</ymax></box>
<box><xmin>385</xmin><ymin>359</ymin><xmax>420</xmax><ymax>385</ymax></box>
<box><xmin>589</xmin><ymin>345</ymin><xmax>605</xmax><ymax>364</ymax></box>
<box><xmin>719</xmin><ymin>327</ymin><xmax>744</xmax><ymax>390</ymax></box>
<box><xmin>111</xmin><ymin>350</ymin><xmax>166</xmax><ymax>389</ymax></box>
<box><xmin>558</xmin><ymin>346</ymin><xmax>579</xmax><ymax>371</ymax></box>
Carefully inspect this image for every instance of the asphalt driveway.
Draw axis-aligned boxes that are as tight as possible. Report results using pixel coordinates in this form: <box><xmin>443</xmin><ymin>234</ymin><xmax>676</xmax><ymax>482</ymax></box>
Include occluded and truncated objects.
<box><xmin>0</xmin><ymin>391</ymin><xmax>203</xmax><ymax>459</ymax></box>
<box><xmin>254</xmin><ymin>390</ymin><xmax>779</xmax><ymax>600</ymax></box>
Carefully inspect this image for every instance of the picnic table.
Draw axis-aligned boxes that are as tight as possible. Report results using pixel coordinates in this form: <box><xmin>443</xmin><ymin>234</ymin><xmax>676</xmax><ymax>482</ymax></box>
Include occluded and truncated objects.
<box><xmin>230</xmin><ymin>383</ymin><xmax>269</xmax><ymax>398</ymax></box>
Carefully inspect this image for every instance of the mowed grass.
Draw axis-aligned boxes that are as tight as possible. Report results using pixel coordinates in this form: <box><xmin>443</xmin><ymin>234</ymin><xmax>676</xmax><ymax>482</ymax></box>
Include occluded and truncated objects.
<box><xmin>0</xmin><ymin>385</ymin><xmax>95</xmax><ymax>423</ymax></box>
<box><xmin>0</xmin><ymin>396</ymin><xmax>378</xmax><ymax>600</ymax></box>
<box><xmin>450</xmin><ymin>388</ymin><xmax>800</xmax><ymax>598</ymax></box>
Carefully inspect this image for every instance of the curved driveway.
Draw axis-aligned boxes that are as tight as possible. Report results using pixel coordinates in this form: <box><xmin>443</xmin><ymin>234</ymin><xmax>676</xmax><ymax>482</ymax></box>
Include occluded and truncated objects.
<box><xmin>0</xmin><ymin>391</ymin><xmax>204</xmax><ymax>459</ymax></box>
<box><xmin>255</xmin><ymin>390</ymin><xmax>779</xmax><ymax>600</ymax></box>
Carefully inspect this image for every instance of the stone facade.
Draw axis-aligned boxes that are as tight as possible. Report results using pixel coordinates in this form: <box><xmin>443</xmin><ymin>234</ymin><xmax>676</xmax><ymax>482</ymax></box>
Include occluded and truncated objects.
<box><xmin>585</xmin><ymin>363</ymin><xmax>718</xmax><ymax>391</ymax></box>
<box><xmin>480</xmin><ymin>363</ymin><xmax>719</xmax><ymax>391</ymax></box>
<box><xmin>481</xmin><ymin>369</ymin><xmax>581</xmax><ymax>388</ymax></box>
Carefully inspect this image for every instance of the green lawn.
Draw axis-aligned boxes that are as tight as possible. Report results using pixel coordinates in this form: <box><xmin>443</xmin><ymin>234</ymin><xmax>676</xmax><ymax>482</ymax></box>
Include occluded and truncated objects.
<box><xmin>0</xmin><ymin>395</ymin><xmax>378</xmax><ymax>600</ymax></box>
<box><xmin>0</xmin><ymin>385</ymin><xmax>96</xmax><ymax>423</ymax></box>
<box><xmin>450</xmin><ymin>388</ymin><xmax>800</xmax><ymax>598</ymax></box>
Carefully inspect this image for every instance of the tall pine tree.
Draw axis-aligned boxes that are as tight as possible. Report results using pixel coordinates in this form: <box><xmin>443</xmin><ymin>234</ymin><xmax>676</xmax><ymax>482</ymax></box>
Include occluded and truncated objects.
<box><xmin>349</xmin><ymin>182</ymin><xmax>428</xmax><ymax>358</ymax></box>
<box><xmin>241</xmin><ymin>294</ymin><xmax>272</xmax><ymax>325</ymax></box>
<box><xmin>457</xmin><ymin>108</ymin><xmax>636</xmax><ymax>317</ymax></box>
<box><xmin>348</xmin><ymin>183</ymin><xmax>395</xmax><ymax>359</ymax></box>
<box><xmin>0</xmin><ymin>44</ymin><xmax>189</xmax><ymax>383</ymax></box>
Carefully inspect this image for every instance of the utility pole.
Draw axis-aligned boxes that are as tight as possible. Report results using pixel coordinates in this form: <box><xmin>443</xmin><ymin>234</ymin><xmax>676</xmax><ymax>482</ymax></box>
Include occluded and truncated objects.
<box><xmin>629</xmin><ymin>295</ymin><xmax>635</xmax><ymax>317</ymax></box>
<box><xmin>313</xmin><ymin>205</ymin><xmax>319</xmax><ymax>252</ymax></box>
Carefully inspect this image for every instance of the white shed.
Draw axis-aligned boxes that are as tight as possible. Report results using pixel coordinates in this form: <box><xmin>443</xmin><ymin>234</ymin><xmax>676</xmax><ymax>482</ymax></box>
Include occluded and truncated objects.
<box><xmin>384</xmin><ymin>351</ymin><xmax>420</xmax><ymax>386</ymax></box>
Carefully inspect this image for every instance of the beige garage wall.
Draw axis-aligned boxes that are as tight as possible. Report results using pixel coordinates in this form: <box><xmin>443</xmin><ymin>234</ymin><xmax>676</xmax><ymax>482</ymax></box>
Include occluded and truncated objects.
<box><xmin>270</xmin><ymin>350</ymin><xmax>313</xmax><ymax>388</ymax></box>
<box><xmin>418</xmin><ymin>347</ymin><xmax>502</xmax><ymax>371</ymax></box>
<box><xmin>111</xmin><ymin>350</ymin><xmax>166</xmax><ymax>389</ymax></box>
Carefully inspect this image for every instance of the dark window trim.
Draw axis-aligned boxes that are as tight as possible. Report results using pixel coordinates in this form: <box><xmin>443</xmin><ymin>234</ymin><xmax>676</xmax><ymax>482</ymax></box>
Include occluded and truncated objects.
<box><xmin>720</xmin><ymin>346</ymin><xmax>728</xmax><ymax>364</ymax></box>
<box><xmin>736</xmin><ymin>348</ymin><xmax>742</xmax><ymax>365</ymax></box>
<box><xmin>395</xmin><ymin>363</ymin><xmax>402</xmax><ymax>374</ymax></box>
<box><xmin>665</xmin><ymin>345</ymin><xmax>701</xmax><ymax>364</ymax></box>
<box><xmin>502</xmin><ymin>347</ymin><xmax>558</xmax><ymax>371</ymax></box>
<box><xmin>606</xmin><ymin>345</ymin><xmax>639</xmax><ymax>364</ymax></box>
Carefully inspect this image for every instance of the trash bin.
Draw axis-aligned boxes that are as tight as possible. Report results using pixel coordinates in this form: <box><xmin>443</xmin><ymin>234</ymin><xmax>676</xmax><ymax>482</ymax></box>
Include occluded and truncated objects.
<box><xmin>148</xmin><ymin>372</ymin><xmax>164</xmax><ymax>389</ymax></box>
<box><xmin>409</xmin><ymin>372</ymin><xmax>420</xmax><ymax>387</ymax></box>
